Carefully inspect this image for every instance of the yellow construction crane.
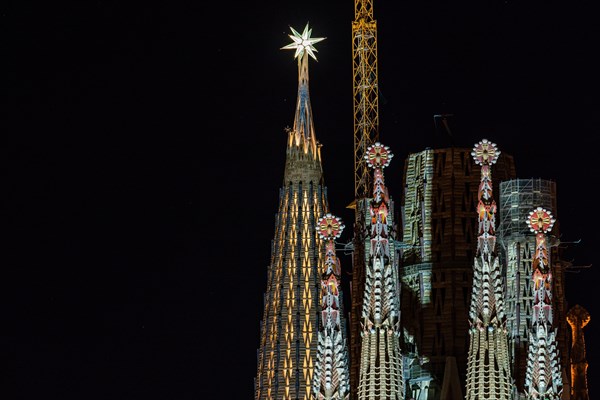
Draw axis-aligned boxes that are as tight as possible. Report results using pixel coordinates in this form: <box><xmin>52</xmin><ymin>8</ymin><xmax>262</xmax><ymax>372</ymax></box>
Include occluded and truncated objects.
<box><xmin>352</xmin><ymin>0</ymin><xmax>380</xmax><ymax>201</ymax></box>
<box><xmin>349</xmin><ymin>1</ymin><xmax>380</xmax><ymax>398</ymax></box>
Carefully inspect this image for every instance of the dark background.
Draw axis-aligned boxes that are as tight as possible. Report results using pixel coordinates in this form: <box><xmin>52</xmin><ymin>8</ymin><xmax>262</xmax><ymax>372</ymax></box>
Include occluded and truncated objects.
<box><xmin>12</xmin><ymin>1</ymin><xmax>597</xmax><ymax>399</ymax></box>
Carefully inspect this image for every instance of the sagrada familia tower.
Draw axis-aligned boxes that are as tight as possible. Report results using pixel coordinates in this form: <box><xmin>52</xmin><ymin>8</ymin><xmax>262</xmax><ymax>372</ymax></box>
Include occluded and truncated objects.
<box><xmin>253</xmin><ymin>2</ymin><xmax>591</xmax><ymax>399</ymax></box>
<box><xmin>464</xmin><ymin>140</ymin><xmax>513</xmax><ymax>399</ymax></box>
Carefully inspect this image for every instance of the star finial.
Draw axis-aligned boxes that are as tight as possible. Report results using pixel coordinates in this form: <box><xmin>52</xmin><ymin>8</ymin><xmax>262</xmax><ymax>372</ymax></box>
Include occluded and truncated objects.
<box><xmin>281</xmin><ymin>23</ymin><xmax>325</xmax><ymax>61</ymax></box>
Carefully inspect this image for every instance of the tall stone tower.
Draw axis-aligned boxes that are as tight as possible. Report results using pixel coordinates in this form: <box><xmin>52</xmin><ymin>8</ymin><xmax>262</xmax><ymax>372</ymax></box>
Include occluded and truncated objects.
<box><xmin>465</xmin><ymin>139</ymin><xmax>514</xmax><ymax>399</ymax></box>
<box><xmin>399</xmin><ymin>147</ymin><xmax>516</xmax><ymax>399</ymax></box>
<box><xmin>313</xmin><ymin>214</ymin><xmax>351</xmax><ymax>400</ymax></box>
<box><xmin>497</xmin><ymin>179</ymin><xmax>571</xmax><ymax>397</ymax></box>
<box><xmin>523</xmin><ymin>207</ymin><xmax>563</xmax><ymax>398</ymax></box>
<box><xmin>254</xmin><ymin>25</ymin><xmax>335</xmax><ymax>400</ymax></box>
<box><xmin>357</xmin><ymin>143</ymin><xmax>404</xmax><ymax>400</ymax></box>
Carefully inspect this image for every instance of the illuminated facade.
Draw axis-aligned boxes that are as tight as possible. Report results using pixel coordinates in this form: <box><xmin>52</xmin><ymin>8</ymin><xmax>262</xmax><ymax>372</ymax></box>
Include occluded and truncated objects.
<box><xmin>255</xmin><ymin>3</ymin><xmax>592</xmax><ymax>399</ymax></box>
<box><xmin>523</xmin><ymin>207</ymin><xmax>563</xmax><ymax>398</ymax></box>
<box><xmin>465</xmin><ymin>139</ymin><xmax>514</xmax><ymax>399</ymax></box>
<box><xmin>254</xmin><ymin>25</ymin><xmax>333</xmax><ymax>400</ymax></box>
<box><xmin>399</xmin><ymin>147</ymin><xmax>516</xmax><ymax>399</ymax></box>
<box><xmin>313</xmin><ymin>214</ymin><xmax>351</xmax><ymax>400</ymax></box>
<box><xmin>357</xmin><ymin>143</ymin><xmax>404</xmax><ymax>400</ymax></box>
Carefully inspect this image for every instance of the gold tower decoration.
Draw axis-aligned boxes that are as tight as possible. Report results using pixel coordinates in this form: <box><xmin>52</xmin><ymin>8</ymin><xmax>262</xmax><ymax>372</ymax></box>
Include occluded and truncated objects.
<box><xmin>567</xmin><ymin>304</ymin><xmax>591</xmax><ymax>400</ymax></box>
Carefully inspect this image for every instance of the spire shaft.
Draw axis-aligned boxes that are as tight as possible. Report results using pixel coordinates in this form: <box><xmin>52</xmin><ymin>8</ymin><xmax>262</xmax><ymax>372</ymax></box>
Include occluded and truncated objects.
<box><xmin>357</xmin><ymin>143</ymin><xmax>404</xmax><ymax>400</ymax></box>
<box><xmin>255</xmin><ymin>24</ymin><xmax>330</xmax><ymax>400</ymax></box>
<box><xmin>314</xmin><ymin>215</ymin><xmax>351</xmax><ymax>400</ymax></box>
<box><xmin>465</xmin><ymin>139</ymin><xmax>513</xmax><ymax>400</ymax></box>
<box><xmin>524</xmin><ymin>208</ymin><xmax>563</xmax><ymax>398</ymax></box>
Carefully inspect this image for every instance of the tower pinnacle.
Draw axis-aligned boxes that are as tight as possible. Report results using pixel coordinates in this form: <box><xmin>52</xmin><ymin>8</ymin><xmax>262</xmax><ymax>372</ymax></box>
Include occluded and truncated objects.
<box><xmin>281</xmin><ymin>23</ymin><xmax>325</xmax><ymax>184</ymax></box>
<box><xmin>314</xmin><ymin>214</ymin><xmax>351</xmax><ymax>400</ymax></box>
<box><xmin>281</xmin><ymin>23</ymin><xmax>325</xmax><ymax>61</ymax></box>
<box><xmin>524</xmin><ymin>207</ymin><xmax>563</xmax><ymax>398</ymax></box>
<box><xmin>254</xmin><ymin>25</ymin><xmax>333</xmax><ymax>400</ymax></box>
<box><xmin>465</xmin><ymin>139</ymin><xmax>514</xmax><ymax>399</ymax></box>
<box><xmin>357</xmin><ymin>142</ymin><xmax>404</xmax><ymax>400</ymax></box>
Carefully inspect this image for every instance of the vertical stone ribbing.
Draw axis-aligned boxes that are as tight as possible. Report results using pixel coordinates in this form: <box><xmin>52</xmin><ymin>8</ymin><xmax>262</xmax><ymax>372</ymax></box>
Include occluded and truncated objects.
<box><xmin>357</xmin><ymin>143</ymin><xmax>404</xmax><ymax>400</ymax></box>
<box><xmin>465</xmin><ymin>139</ymin><xmax>513</xmax><ymax>399</ymax></box>
<box><xmin>255</xmin><ymin>24</ymin><xmax>331</xmax><ymax>400</ymax></box>
<box><xmin>523</xmin><ymin>207</ymin><xmax>563</xmax><ymax>399</ymax></box>
<box><xmin>313</xmin><ymin>214</ymin><xmax>351</xmax><ymax>400</ymax></box>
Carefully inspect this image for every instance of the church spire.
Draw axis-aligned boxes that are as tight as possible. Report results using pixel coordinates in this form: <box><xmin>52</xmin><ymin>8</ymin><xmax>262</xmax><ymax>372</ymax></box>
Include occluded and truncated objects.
<box><xmin>465</xmin><ymin>139</ymin><xmax>514</xmax><ymax>399</ymax></box>
<box><xmin>254</xmin><ymin>24</ymin><xmax>335</xmax><ymax>400</ymax></box>
<box><xmin>357</xmin><ymin>142</ymin><xmax>404</xmax><ymax>400</ymax></box>
<box><xmin>281</xmin><ymin>24</ymin><xmax>326</xmax><ymax>184</ymax></box>
<box><xmin>313</xmin><ymin>214</ymin><xmax>351</xmax><ymax>400</ymax></box>
<box><xmin>524</xmin><ymin>207</ymin><xmax>563</xmax><ymax>398</ymax></box>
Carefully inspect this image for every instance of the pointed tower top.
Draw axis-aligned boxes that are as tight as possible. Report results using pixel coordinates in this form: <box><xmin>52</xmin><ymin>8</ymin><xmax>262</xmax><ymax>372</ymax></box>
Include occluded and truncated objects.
<box><xmin>281</xmin><ymin>23</ymin><xmax>325</xmax><ymax>184</ymax></box>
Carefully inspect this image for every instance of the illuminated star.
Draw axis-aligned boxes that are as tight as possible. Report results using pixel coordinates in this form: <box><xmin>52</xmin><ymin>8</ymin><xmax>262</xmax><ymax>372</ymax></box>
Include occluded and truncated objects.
<box><xmin>281</xmin><ymin>23</ymin><xmax>325</xmax><ymax>61</ymax></box>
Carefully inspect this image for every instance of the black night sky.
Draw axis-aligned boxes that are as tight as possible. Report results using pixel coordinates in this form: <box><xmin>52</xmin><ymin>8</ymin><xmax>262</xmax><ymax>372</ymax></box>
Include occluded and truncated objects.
<box><xmin>13</xmin><ymin>1</ymin><xmax>598</xmax><ymax>399</ymax></box>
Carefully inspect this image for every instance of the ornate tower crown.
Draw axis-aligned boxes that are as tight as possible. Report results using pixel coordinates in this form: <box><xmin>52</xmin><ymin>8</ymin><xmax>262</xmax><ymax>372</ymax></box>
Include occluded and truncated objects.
<box><xmin>471</xmin><ymin>138</ymin><xmax>500</xmax><ymax>166</ymax></box>
<box><xmin>280</xmin><ymin>23</ymin><xmax>326</xmax><ymax>184</ymax></box>
<box><xmin>527</xmin><ymin>206</ymin><xmax>556</xmax><ymax>234</ymax></box>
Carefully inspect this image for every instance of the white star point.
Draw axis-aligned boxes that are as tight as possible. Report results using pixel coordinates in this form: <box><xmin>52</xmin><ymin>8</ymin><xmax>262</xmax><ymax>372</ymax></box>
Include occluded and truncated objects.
<box><xmin>281</xmin><ymin>23</ymin><xmax>325</xmax><ymax>61</ymax></box>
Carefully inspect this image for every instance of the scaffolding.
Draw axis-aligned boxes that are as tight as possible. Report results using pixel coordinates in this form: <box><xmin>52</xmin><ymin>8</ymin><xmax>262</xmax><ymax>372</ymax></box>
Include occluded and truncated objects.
<box><xmin>498</xmin><ymin>178</ymin><xmax>557</xmax><ymax>239</ymax></box>
<box><xmin>497</xmin><ymin>178</ymin><xmax>569</xmax><ymax>396</ymax></box>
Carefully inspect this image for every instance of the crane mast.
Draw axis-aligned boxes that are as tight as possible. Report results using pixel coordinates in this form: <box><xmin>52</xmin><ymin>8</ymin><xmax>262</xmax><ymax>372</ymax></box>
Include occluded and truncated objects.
<box><xmin>352</xmin><ymin>0</ymin><xmax>379</xmax><ymax>200</ymax></box>
<box><xmin>349</xmin><ymin>1</ymin><xmax>380</xmax><ymax>398</ymax></box>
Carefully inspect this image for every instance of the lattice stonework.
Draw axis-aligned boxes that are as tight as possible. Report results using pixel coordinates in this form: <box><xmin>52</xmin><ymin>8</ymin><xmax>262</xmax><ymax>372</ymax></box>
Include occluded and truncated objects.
<box><xmin>357</xmin><ymin>143</ymin><xmax>404</xmax><ymax>400</ymax></box>
<box><xmin>465</xmin><ymin>139</ymin><xmax>514</xmax><ymax>399</ymax></box>
<box><xmin>255</xmin><ymin>24</ymin><xmax>333</xmax><ymax>400</ymax></box>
